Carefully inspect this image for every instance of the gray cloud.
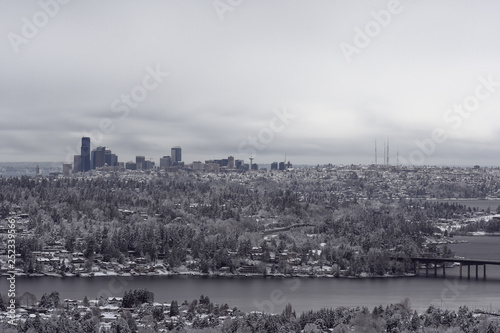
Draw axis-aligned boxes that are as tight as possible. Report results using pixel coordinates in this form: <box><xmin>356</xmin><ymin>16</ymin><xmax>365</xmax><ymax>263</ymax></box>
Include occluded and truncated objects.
<box><xmin>1</xmin><ymin>0</ymin><xmax>500</xmax><ymax>165</ymax></box>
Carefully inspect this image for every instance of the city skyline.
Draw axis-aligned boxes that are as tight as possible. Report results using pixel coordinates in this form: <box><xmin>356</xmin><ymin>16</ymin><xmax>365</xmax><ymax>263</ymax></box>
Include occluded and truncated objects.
<box><xmin>70</xmin><ymin>136</ymin><xmax>293</xmax><ymax>173</ymax></box>
<box><xmin>1</xmin><ymin>1</ymin><xmax>500</xmax><ymax>166</ymax></box>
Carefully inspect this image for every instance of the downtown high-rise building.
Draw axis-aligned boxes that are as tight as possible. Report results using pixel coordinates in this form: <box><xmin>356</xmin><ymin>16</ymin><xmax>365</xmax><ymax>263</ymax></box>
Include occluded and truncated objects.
<box><xmin>81</xmin><ymin>137</ymin><xmax>91</xmax><ymax>172</ymax></box>
<box><xmin>160</xmin><ymin>156</ymin><xmax>172</xmax><ymax>169</ymax></box>
<box><xmin>91</xmin><ymin>146</ymin><xmax>106</xmax><ymax>169</ymax></box>
<box><xmin>171</xmin><ymin>146</ymin><xmax>182</xmax><ymax>165</ymax></box>
<box><xmin>105</xmin><ymin>150</ymin><xmax>118</xmax><ymax>166</ymax></box>
<box><xmin>144</xmin><ymin>160</ymin><xmax>155</xmax><ymax>170</ymax></box>
<box><xmin>73</xmin><ymin>155</ymin><xmax>81</xmax><ymax>174</ymax></box>
<box><xmin>228</xmin><ymin>156</ymin><xmax>235</xmax><ymax>169</ymax></box>
<box><xmin>136</xmin><ymin>156</ymin><xmax>146</xmax><ymax>170</ymax></box>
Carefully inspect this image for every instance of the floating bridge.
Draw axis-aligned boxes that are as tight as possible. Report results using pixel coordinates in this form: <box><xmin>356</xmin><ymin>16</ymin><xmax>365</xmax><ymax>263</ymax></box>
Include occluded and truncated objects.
<box><xmin>393</xmin><ymin>257</ymin><xmax>500</xmax><ymax>279</ymax></box>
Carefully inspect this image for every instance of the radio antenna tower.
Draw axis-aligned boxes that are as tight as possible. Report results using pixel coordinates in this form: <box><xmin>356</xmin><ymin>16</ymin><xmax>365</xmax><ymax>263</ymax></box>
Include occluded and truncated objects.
<box><xmin>383</xmin><ymin>141</ymin><xmax>386</xmax><ymax>166</ymax></box>
<box><xmin>396</xmin><ymin>148</ymin><xmax>399</xmax><ymax>168</ymax></box>
<box><xmin>386</xmin><ymin>138</ymin><xmax>390</xmax><ymax>166</ymax></box>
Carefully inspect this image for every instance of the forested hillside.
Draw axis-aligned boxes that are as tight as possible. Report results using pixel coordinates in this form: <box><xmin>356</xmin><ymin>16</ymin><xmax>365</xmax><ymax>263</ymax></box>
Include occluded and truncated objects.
<box><xmin>0</xmin><ymin>168</ymin><xmax>473</xmax><ymax>277</ymax></box>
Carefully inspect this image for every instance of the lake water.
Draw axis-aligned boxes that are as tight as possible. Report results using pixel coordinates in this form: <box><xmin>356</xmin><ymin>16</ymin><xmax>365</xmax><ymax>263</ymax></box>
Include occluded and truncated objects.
<box><xmin>431</xmin><ymin>199</ymin><xmax>500</xmax><ymax>211</ymax></box>
<box><xmin>3</xmin><ymin>236</ymin><xmax>500</xmax><ymax>314</ymax></box>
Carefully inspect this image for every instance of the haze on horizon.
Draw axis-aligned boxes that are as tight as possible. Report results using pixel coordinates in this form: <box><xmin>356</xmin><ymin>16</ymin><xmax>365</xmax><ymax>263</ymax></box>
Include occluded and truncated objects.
<box><xmin>1</xmin><ymin>0</ymin><xmax>500</xmax><ymax>166</ymax></box>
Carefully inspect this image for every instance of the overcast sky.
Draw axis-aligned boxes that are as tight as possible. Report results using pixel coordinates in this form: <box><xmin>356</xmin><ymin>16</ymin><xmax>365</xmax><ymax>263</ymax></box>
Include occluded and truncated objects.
<box><xmin>1</xmin><ymin>0</ymin><xmax>500</xmax><ymax>166</ymax></box>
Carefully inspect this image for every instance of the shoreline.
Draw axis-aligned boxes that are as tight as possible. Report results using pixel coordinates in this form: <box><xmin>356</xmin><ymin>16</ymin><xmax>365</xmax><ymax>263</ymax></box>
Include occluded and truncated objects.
<box><xmin>3</xmin><ymin>271</ymin><xmax>419</xmax><ymax>279</ymax></box>
<box><xmin>424</xmin><ymin>197</ymin><xmax>500</xmax><ymax>201</ymax></box>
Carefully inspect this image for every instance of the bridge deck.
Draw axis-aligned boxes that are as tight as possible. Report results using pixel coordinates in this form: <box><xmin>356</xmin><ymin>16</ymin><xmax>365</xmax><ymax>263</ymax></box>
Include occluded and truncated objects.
<box><xmin>410</xmin><ymin>257</ymin><xmax>500</xmax><ymax>265</ymax></box>
<box><xmin>390</xmin><ymin>256</ymin><xmax>500</xmax><ymax>279</ymax></box>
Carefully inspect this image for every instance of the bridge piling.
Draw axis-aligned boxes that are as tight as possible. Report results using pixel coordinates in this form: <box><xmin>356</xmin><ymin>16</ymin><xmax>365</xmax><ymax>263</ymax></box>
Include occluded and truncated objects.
<box><xmin>400</xmin><ymin>257</ymin><xmax>500</xmax><ymax>280</ymax></box>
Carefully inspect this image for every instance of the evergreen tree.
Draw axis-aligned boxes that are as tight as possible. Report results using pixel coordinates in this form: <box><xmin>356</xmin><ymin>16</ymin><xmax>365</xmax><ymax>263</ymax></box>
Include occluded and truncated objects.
<box><xmin>0</xmin><ymin>294</ymin><xmax>6</xmax><ymax>311</ymax></box>
<box><xmin>170</xmin><ymin>300</ymin><xmax>179</xmax><ymax>317</ymax></box>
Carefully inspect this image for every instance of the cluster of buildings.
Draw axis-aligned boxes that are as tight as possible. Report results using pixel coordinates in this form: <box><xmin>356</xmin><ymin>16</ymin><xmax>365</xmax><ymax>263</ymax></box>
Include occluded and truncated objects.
<box><xmin>61</xmin><ymin>137</ymin><xmax>186</xmax><ymax>175</ymax></box>
<box><xmin>64</xmin><ymin>137</ymin><xmax>181</xmax><ymax>174</ymax></box>
<box><xmin>62</xmin><ymin>137</ymin><xmax>293</xmax><ymax>176</ymax></box>
<box><xmin>0</xmin><ymin>294</ymin><xmax>237</xmax><ymax>332</ymax></box>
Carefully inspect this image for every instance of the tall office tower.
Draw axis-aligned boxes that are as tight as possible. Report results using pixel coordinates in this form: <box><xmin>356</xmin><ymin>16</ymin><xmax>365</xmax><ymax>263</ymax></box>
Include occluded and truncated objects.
<box><xmin>271</xmin><ymin>162</ymin><xmax>278</xmax><ymax>170</ymax></box>
<box><xmin>228</xmin><ymin>156</ymin><xmax>235</xmax><ymax>169</ymax></box>
<box><xmin>136</xmin><ymin>156</ymin><xmax>146</xmax><ymax>170</ymax></box>
<box><xmin>81</xmin><ymin>137</ymin><xmax>91</xmax><ymax>172</ymax></box>
<box><xmin>171</xmin><ymin>147</ymin><xmax>182</xmax><ymax>165</ymax></box>
<box><xmin>279</xmin><ymin>162</ymin><xmax>285</xmax><ymax>171</ymax></box>
<box><xmin>160</xmin><ymin>156</ymin><xmax>172</xmax><ymax>169</ymax></box>
<box><xmin>91</xmin><ymin>146</ymin><xmax>106</xmax><ymax>169</ymax></box>
<box><xmin>73</xmin><ymin>155</ymin><xmax>81</xmax><ymax>173</ymax></box>
<box><xmin>144</xmin><ymin>160</ymin><xmax>155</xmax><ymax>170</ymax></box>
<box><xmin>105</xmin><ymin>150</ymin><xmax>118</xmax><ymax>166</ymax></box>
<box><xmin>235</xmin><ymin>160</ymin><xmax>243</xmax><ymax>169</ymax></box>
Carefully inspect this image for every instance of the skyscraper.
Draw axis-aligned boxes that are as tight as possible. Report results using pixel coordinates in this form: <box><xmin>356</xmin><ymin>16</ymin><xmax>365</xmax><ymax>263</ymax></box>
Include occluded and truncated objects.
<box><xmin>171</xmin><ymin>147</ymin><xmax>182</xmax><ymax>165</ymax></box>
<box><xmin>73</xmin><ymin>155</ymin><xmax>81</xmax><ymax>174</ymax></box>
<box><xmin>81</xmin><ymin>137</ymin><xmax>91</xmax><ymax>172</ymax></box>
<box><xmin>228</xmin><ymin>156</ymin><xmax>235</xmax><ymax>169</ymax></box>
<box><xmin>105</xmin><ymin>150</ymin><xmax>118</xmax><ymax>166</ymax></box>
<box><xmin>160</xmin><ymin>156</ymin><xmax>172</xmax><ymax>169</ymax></box>
<box><xmin>144</xmin><ymin>160</ymin><xmax>155</xmax><ymax>170</ymax></box>
<box><xmin>91</xmin><ymin>146</ymin><xmax>106</xmax><ymax>169</ymax></box>
<box><xmin>136</xmin><ymin>156</ymin><xmax>146</xmax><ymax>170</ymax></box>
